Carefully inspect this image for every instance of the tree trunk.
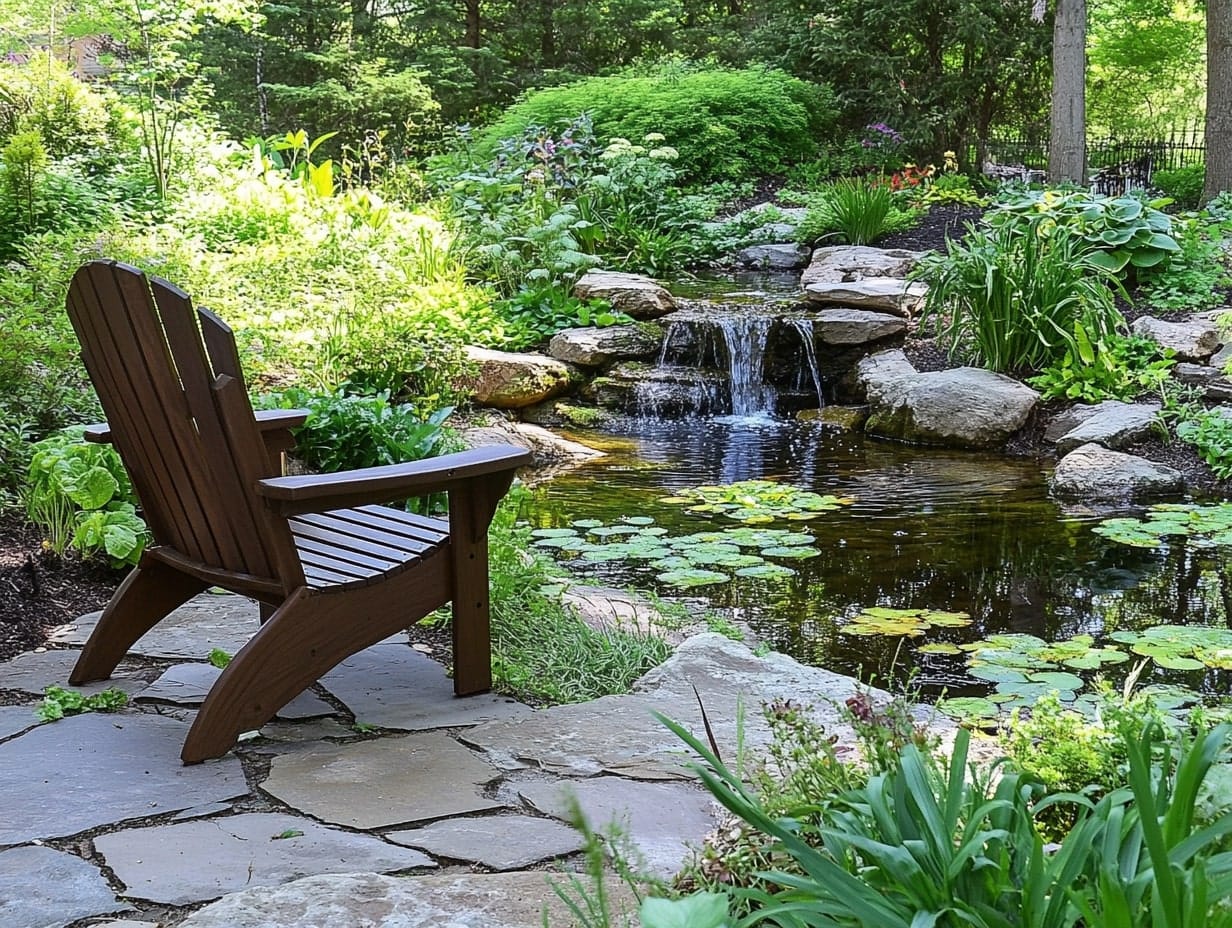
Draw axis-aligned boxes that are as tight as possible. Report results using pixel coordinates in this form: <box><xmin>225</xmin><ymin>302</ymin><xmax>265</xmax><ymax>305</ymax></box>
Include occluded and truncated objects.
<box><xmin>464</xmin><ymin>0</ymin><xmax>481</xmax><ymax>49</ymax></box>
<box><xmin>1048</xmin><ymin>0</ymin><xmax>1086</xmax><ymax>184</ymax></box>
<box><xmin>1206</xmin><ymin>0</ymin><xmax>1232</xmax><ymax>200</ymax></box>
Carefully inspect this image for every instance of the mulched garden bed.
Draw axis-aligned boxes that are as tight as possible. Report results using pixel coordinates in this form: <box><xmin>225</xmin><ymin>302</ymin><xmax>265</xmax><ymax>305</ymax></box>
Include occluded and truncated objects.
<box><xmin>0</xmin><ymin>511</ymin><xmax>121</xmax><ymax>663</ymax></box>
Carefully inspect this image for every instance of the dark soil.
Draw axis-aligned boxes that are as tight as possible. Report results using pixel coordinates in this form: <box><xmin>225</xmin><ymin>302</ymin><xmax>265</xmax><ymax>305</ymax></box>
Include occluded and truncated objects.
<box><xmin>879</xmin><ymin>204</ymin><xmax>984</xmax><ymax>253</ymax></box>
<box><xmin>0</xmin><ymin>511</ymin><xmax>121</xmax><ymax>663</ymax></box>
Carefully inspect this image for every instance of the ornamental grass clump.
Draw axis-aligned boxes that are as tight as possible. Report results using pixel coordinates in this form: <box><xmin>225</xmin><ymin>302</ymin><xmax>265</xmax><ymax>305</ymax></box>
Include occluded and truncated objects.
<box><xmin>914</xmin><ymin>223</ymin><xmax>1124</xmax><ymax>374</ymax></box>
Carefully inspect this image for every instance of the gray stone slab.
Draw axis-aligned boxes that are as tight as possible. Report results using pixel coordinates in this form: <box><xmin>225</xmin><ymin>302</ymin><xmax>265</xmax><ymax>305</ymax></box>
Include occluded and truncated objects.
<box><xmin>518</xmin><ymin>776</ymin><xmax>715</xmax><ymax>877</ymax></box>
<box><xmin>257</xmin><ymin>717</ymin><xmax>353</xmax><ymax>744</ymax></box>
<box><xmin>137</xmin><ymin>663</ymin><xmax>335</xmax><ymax>719</ymax></box>
<box><xmin>0</xmin><ymin>712</ymin><xmax>246</xmax><ymax>845</ymax></box>
<box><xmin>1053</xmin><ymin>400</ymin><xmax>1161</xmax><ymax>455</ymax></box>
<box><xmin>385</xmin><ymin>814</ymin><xmax>584</xmax><ymax>870</ymax></box>
<box><xmin>464</xmin><ymin>634</ymin><xmax>928</xmax><ymax>779</ymax></box>
<box><xmin>0</xmin><ymin>704</ymin><xmax>40</xmax><ymax>740</ymax></box>
<box><xmin>178</xmin><ymin>871</ymin><xmax>635</xmax><ymax>928</ymax></box>
<box><xmin>1131</xmin><ymin>315</ymin><xmax>1221</xmax><ymax>361</ymax></box>
<box><xmin>319</xmin><ymin>643</ymin><xmax>529</xmax><ymax>730</ymax></box>
<box><xmin>51</xmin><ymin>593</ymin><xmax>259</xmax><ymax>659</ymax></box>
<box><xmin>261</xmin><ymin>733</ymin><xmax>502</xmax><ymax>830</ymax></box>
<box><xmin>1051</xmin><ymin>443</ymin><xmax>1185</xmax><ymax>502</ymax></box>
<box><xmin>172</xmin><ymin>801</ymin><xmax>234</xmax><ymax>821</ymax></box>
<box><xmin>96</xmin><ymin>811</ymin><xmax>434</xmax><ymax>905</ymax></box>
<box><xmin>0</xmin><ymin>649</ymin><xmax>147</xmax><ymax>698</ymax></box>
<box><xmin>814</xmin><ymin>307</ymin><xmax>907</xmax><ymax>345</ymax></box>
<box><xmin>0</xmin><ymin>844</ymin><xmax>129</xmax><ymax>927</ymax></box>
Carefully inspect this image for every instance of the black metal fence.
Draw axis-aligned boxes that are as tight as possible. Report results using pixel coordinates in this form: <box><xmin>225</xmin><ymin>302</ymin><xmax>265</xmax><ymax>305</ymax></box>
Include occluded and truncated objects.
<box><xmin>970</xmin><ymin>120</ymin><xmax>1206</xmax><ymax>193</ymax></box>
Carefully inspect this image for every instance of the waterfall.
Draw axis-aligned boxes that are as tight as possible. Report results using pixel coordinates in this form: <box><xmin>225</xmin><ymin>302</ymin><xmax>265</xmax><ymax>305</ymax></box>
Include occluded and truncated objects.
<box><xmin>714</xmin><ymin>315</ymin><xmax>776</xmax><ymax>418</ymax></box>
<box><xmin>786</xmin><ymin>318</ymin><xmax>825</xmax><ymax>410</ymax></box>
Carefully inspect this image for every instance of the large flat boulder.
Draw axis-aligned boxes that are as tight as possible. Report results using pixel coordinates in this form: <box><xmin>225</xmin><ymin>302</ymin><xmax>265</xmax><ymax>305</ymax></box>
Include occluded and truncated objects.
<box><xmin>1051</xmin><ymin>400</ymin><xmax>1162</xmax><ymax>455</ymax></box>
<box><xmin>864</xmin><ymin>367</ymin><xmax>1039</xmax><ymax>448</ymax></box>
<box><xmin>463</xmin><ymin>347</ymin><xmax>582</xmax><ymax>409</ymax></box>
<box><xmin>1131</xmin><ymin>316</ymin><xmax>1221</xmax><ymax>362</ymax></box>
<box><xmin>547</xmin><ymin>323</ymin><xmax>663</xmax><ymax>367</ymax></box>
<box><xmin>801</xmin><ymin>245</ymin><xmax>924</xmax><ymax>287</ymax></box>
<box><xmin>814</xmin><ymin>308</ymin><xmax>907</xmax><ymax>345</ymax></box>
<box><xmin>802</xmin><ymin>278</ymin><xmax>927</xmax><ymax>317</ymax></box>
<box><xmin>1173</xmin><ymin>362</ymin><xmax>1232</xmax><ymax>402</ymax></box>
<box><xmin>573</xmin><ymin>270</ymin><xmax>676</xmax><ymax>319</ymax></box>
<box><xmin>1051</xmin><ymin>443</ymin><xmax>1184</xmax><ymax>501</ymax></box>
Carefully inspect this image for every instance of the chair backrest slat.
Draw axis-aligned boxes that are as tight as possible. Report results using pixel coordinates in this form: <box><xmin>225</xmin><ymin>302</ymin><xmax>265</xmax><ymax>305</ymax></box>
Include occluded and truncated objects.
<box><xmin>149</xmin><ymin>278</ymin><xmax>274</xmax><ymax>577</ymax></box>
<box><xmin>68</xmin><ymin>263</ymin><xmax>202</xmax><ymax>554</ymax></box>
<box><xmin>65</xmin><ymin>260</ymin><xmax>293</xmax><ymax>587</ymax></box>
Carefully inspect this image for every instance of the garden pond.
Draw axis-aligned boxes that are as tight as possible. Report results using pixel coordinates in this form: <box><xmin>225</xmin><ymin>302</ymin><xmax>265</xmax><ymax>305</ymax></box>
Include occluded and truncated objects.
<box><xmin>519</xmin><ymin>415</ymin><xmax>1232</xmax><ymax>722</ymax></box>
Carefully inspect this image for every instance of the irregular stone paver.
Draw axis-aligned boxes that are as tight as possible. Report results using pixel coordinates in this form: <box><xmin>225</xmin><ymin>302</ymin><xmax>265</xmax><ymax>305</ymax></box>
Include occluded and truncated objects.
<box><xmin>261</xmin><ymin>733</ymin><xmax>502</xmax><ymax>829</ymax></box>
<box><xmin>1053</xmin><ymin>400</ymin><xmax>1161</xmax><ymax>455</ymax></box>
<box><xmin>814</xmin><ymin>308</ymin><xmax>907</xmax><ymax>345</ymax></box>
<box><xmin>386</xmin><ymin>814</ymin><xmax>583</xmax><ymax>870</ymax></box>
<box><xmin>177</xmin><ymin>872</ymin><xmax>627</xmax><ymax>928</ymax></box>
<box><xmin>0</xmin><ymin>844</ymin><xmax>129</xmax><ymax>927</ymax></box>
<box><xmin>736</xmin><ymin>243</ymin><xmax>811</xmax><ymax>269</ymax></box>
<box><xmin>801</xmin><ymin>244</ymin><xmax>924</xmax><ymax>287</ymax></box>
<box><xmin>464</xmin><ymin>347</ymin><xmax>583</xmax><ymax>409</ymax></box>
<box><xmin>319</xmin><ymin>643</ymin><xmax>529</xmax><ymax>730</ymax></box>
<box><xmin>0</xmin><ymin>649</ymin><xmax>148</xmax><ymax>698</ymax></box>
<box><xmin>464</xmin><ymin>634</ymin><xmax>910</xmax><ymax>779</ymax></box>
<box><xmin>574</xmin><ymin>269</ymin><xmax>676</xmax><ymax>319</ymax></box>
<box><xmin>1131</xmin><ymin>315</ymin><xmax>1221</xmax><ymax>361</ymax></box>
<box><xmin>137</xmin><ymin>663</ymin><xmax>335</xmax><ymax>719</ymax></box>
<box><xmin>0</xmin><ymin>704</ymin><xmax>39</xmax><ymax>740</ymax></box>
<box><xmin>172</xmin><ymin>801</ymin><xmax>234</xmax><ymax>821</ymax></box>
<box><xmin>0</xmin><ymin>712</ymin><xmax>246</xmax><ymax>845</ymax></box>
<box><xmin>1051</xmin><ymin>443</ymin><xmax>1185</xmax><ymax>502</ymax></box>
<box><xmin>518</xmin><ymin>776</ymin><xmax>715</xmax><ymax>877</ymax></box>
<box><xmin>547</xmin><ymin>324</ymin><xmax>663</xmax><ymax>367</ymax></box>
<box><xmin>51</xmin><ymin>593</ymin><xmax>259</xmax><ymax>659</ymax></box>
<box><xmin>95</xmin><ymin>812</ymin><xmax>434</xmax><ymax>905</ymax></box>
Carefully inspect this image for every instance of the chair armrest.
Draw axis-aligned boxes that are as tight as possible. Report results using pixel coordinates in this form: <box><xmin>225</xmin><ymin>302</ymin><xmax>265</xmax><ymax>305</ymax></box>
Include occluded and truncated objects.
<box><xmin>256</xmin><ymin>444</ymin><xmax>532</xmax><ymax>516</ymax></box>
<box><xmin>83</xmin><ymin>408</ymin><xmax>310</xmax><ymax>446</ymax></box>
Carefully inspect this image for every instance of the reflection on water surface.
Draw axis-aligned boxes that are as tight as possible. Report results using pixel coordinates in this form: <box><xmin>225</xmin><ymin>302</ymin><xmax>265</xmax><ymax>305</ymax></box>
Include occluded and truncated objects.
<box><xmin>523</xmin><ymin>418</ymin><xmax>1232</xmax><ymax>696</ymax></box>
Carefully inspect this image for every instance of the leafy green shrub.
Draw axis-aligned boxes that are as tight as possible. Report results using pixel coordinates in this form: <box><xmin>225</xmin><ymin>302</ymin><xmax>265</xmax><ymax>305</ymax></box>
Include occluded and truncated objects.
<box><xmin>988</xmin><ymin>187</ymin><xmax>1180</xmax><ymax>275</ymax></box>
<box><xmin>796</xmin><ymin>177</ymin><xmax>921</xmax><ymax>246</ymax></box>
<box><xmin>914</xmin><ymin>224</ymin><xmax>1124</xmax><ymax>373</ymax></box>
<box><xmin>25</xmin><ymin>428</ymin><xmax>148</xmax><ymax>566</ymax></box>
<box><xmin>260</xmin><ymin>388</ymin><xmax>457</xmax><ymax>474</ymax></box>
<box><xmin>1028</xmin><ymin>333</ymin><xmax>1175</xmax><ymax>403</ymax></box>
<box><xmin>494</xmin><ymin>286</ymin><xmax>627</xmax><ymax>350</ymax></box>
<box><xmin>1177</xmin><ymin>410</ymin><xmax>1232</xmax><ymax>479</ymax></box>
<box><xmin>1137</xmin><ymin>216</ymin><xmax>1232</xmax><ymax>312</ymax></box>
<box><xmin>470</xmin><ymin>66</ymin><xmax>836</xmax><ymax>184</ymax></box>
<box><xmin>1154</xmin><ymin>164</ymin><xmax>1206</xmax><ymax>210</ymax></box>
<box><xmin>0</xmin><ymin>53</ymin><xmax>114</xmax><ymax>158</ymax></box>
<box><xmin>444</xmin><ymin>117</ymin><xmax>716</xmax><ymax>292</ymax></box>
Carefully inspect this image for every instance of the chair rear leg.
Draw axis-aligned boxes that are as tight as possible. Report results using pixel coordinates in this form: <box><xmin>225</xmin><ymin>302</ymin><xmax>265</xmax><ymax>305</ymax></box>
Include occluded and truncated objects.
<box><xmin>450</xmin><ymin>538</ymin><xmax>493</xmax><ymax>697</ymax></box>
<box><xmin>70</xmin><ymin>561</ymin><xmax>206</xmax><ymax>684</ymax></box>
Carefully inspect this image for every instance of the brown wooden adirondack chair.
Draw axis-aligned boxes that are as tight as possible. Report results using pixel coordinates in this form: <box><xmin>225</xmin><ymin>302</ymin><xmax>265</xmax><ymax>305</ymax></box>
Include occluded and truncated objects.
<box><xmin>64</xmin><ymin>260</ymin><xmax>531</xmax><ymax>763</ymax></box>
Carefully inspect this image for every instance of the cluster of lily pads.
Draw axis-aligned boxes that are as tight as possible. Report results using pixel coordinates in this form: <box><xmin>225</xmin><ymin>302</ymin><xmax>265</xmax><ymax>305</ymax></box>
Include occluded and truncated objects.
<box><xmin>935</xmin><ymin>628</ymin><xmax>1232</xmax><ymax>724</ymax></box>
<box><xmin>841</xmin><ymin>607</ymin><xmax>971</xmax><ymax>638</ymax></box>
<box><xmin>657</xmin><ymin>479</ymin><xmax>853</xmax><ymax>525</ymax></box>
<box><xmin>1095</xmin><ymin>502</ymin><xmax>1232</xmax><ymax>549</ymax></box>
<box><xmin>531</xmin><ymin>516</ymin><xmax>819</xmax><ymax>589</ymax></box>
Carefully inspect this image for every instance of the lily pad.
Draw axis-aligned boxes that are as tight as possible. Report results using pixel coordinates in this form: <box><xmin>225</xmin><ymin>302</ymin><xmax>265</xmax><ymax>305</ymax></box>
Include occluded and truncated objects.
<box><xmin>761</xmin><ymin>546</ymin><xmax>821</xmax><ymax>560</ymax></box>
<box><xmin>936</xmin><ymin>696</ymin><xmax>1001</xmax><ymax>721</ymax></box>
<box><xmin>656</xmin><ymin>568</ymin><xmax>731</xmax><ymax>589</ymax></box>
<box><xmin>660</xmin><ymin>479</ymin><xmax>854</xmax><ymax>523</ymax></box>
<box><xmin>734</xmin><ymin>563</ymin><xmax>796</xmax><ymax>579</ymax></box>
<box><xmin>1095</xmin><ymin>503</ymin><xmax>1232</xmax><ymax>550</ymax></box>
<box><xmin>918</xmin><ymin>642</ymin><xmax>962</xmax><ymax>655</ymax></box>
<box><xmin>532</xmin><ymin>528</ymin><xmax>580</xmax><ymax>538</ymax></box>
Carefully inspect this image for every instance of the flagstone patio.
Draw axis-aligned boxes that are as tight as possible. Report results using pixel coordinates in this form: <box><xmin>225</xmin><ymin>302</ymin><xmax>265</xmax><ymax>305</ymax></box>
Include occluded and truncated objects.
<box><xmin>0</xmin><ymin>591</ymin><xmax>904</xmax><ymax>928</ymax></box>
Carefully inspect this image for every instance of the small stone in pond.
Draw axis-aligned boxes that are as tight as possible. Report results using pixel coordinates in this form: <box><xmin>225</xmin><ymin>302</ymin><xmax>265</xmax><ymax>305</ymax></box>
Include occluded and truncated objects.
<box><xmin>412</xmin><ymin>644</ymin><xmax>432</xmax><ymax>654</ymax></box>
